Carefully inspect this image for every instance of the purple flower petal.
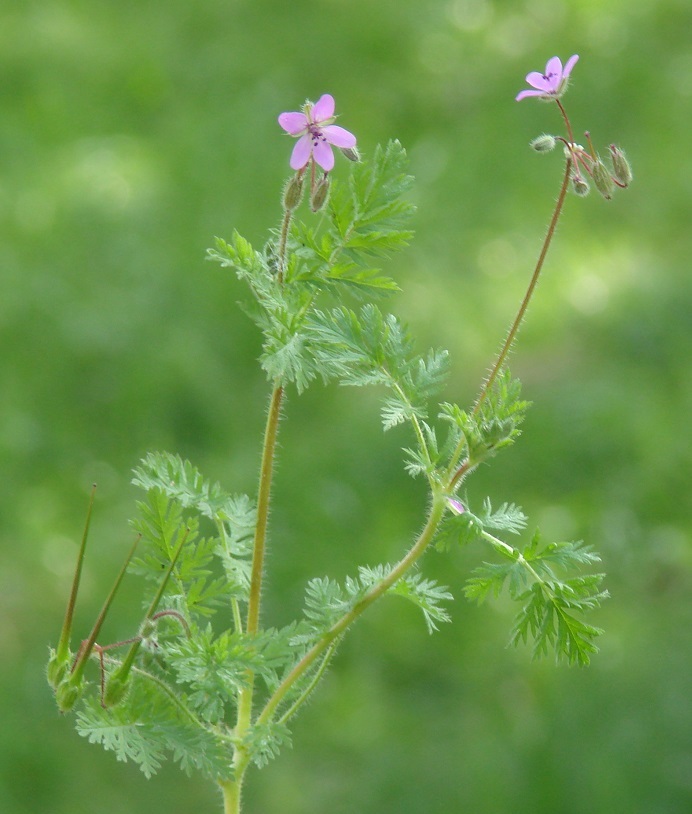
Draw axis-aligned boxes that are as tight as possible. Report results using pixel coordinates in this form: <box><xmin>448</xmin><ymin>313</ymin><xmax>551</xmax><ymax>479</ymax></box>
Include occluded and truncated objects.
<box><xmin>515</xmin><ymin>89</ymin><xmax>545</xmax><ymax>101</ymax></box>
<box><xmin>312</xmin><ymin>139</ymin><xmax>335</xmax><ymax>171</ymax></box>
<box><xmin>524</xmin><ymin>70</ymin><xmax>553</xmax><ymax>91</ymax></box>
<box><xmin>289</xmin><ymin>134</ymin><xmax>312</xmax><ymax>170</ymax></box>
<box><xmin>563</xmin><ymin>54</ymin><xmax>579</xmax><ymax>79</ymax></box>
<box><xmin>322</xmin><ymin>124</ymin><xmax>357</xmax><ymax>148</ymax></box>
<box><xmin>312</xmin><ymin>94</ymin><xmax>335</xmax><ymax>123</ymax></box>
<box><xmin>515</xmin><ymin>54</ymin><xmax>580</xmax><ymax>101</ymax></box>
<box><xmin>279</xmin><ymin>111</ymin><xmax>308</xmax><ymax>135</ymax></box>
<box><xmin>447</xmin><ymin>497</ymin><xmax>465</xmax><ymax>515</ymax></box>
<box><xmin>544</xmin><ymin>56</ymin><xmax>564</xmax><ymax>90</ymax></box>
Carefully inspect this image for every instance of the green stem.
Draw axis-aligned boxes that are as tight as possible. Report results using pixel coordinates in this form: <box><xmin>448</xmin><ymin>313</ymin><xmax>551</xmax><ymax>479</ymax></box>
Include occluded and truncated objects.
<box><xmin>219</xmin><ymin>778</ymin><xmax>242</xmax><ymax>814</ymax></box>
<box><xmin>56</xmin><ymin>484</ymin><xmax>96</xmax><ymax>662</ymax></box>
<box><xmin>277</xmin><ymin>198</ymin><xmax>294</xmax><ymax>283</ymax></box>
<box><xmin>235</xmin><ymin>383</ymin><xmax>284</xmax><ymax>743</ymax></box>
<box><xmin>216</xmin><ymin>518</ymin><xmax>244</xmax><ymax>634</ymax></box>
<box><xmin>68</xmin><ymin>534</ymin><xmax>140</xmax><ymax>685</ymax></box>
<box><xmin>247</xmin><ymin>384</ymin><xmax>284</xmax><ymax>636</ymax></box>
<box><xmin>109</xmin><ymin>526</ymin><xmax>190</xmax><ymax>686</ymax></box>
<box><xmin>277</xmin><ymin>639</ymin><xmax>340</xmax><ymax>726</ymax></box>
<box><xmin>254</xmin><ymin>493</ymin><xmax>447</xmax><ymax>730</ymax></box>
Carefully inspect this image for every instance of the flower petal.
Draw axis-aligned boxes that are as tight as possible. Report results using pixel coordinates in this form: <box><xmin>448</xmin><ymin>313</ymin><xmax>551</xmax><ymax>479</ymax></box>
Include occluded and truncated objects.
<box><xmin>312</xmin><ymin>139</ymin><xmax>335</xmax><ymax>171</ymax></box>
<box><xmin>544</xmin><ymin>56</ymin><xmax>563</xmax><ymax>89</ymax></box>
<box><xmin>321</xmin><ymin>124</ymin><xmax>356</xmax><ymax>148</ymax></box>
<box><xmin>515</xmin><ymin>88</ymin><xmax>546</xmax><ymax>101</ymax></box>
<box><xmin>524</xmin><ymin>70</ymin><xmax>553</xmax><ymax>91</ymax></box>
<box><xmin>279</xmin><ymin>111</ymin><xmax>308</xmax><ymax>135</ymax></box>
<box><xmin>562</xmin><ymin>54</ymin><xmax>579</xmax><ymax>79</ymax></box>
<box><xmin>311</xmin><ymin>94</ymin><xmax>335</xmax><ymax>123</ymax></box>
<box><xmin>289</xmin><ymin>134</ymin><xmax>312</xmax><ymax>170</ymax></box>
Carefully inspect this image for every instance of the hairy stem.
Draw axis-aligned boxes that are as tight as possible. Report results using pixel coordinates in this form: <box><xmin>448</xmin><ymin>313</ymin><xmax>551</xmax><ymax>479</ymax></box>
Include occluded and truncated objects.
<box><xmin>472</xmin><ymin>159</ymin><xmax>571</xmax><ymax>416</ymax></box>
<box><xmin>235</xmin><ymin>383</ymin><xmax>284</xmax><ymax>745</ymax></box>
<box><xmin>254</xmin><ymin>493</ymin><xmax>447</xmax><ymax>731</ymax></box>
<box><xmin>219</xmin><ymin>778</ymin><xmax>242</xmax><ymax>814</ymax></box>
<box><xmin>235</xmin><ymin>202</ymin><xmax>293</xmax><ymax>749</ymax></box>
<box><xmin>246</xmin><ymin>384</ymin><xmax>284</xmax><ymax>636</ymax></box>
<box><xmin>277</xmin><ymin>639</ymin><xmax>340</xmax><ymax>726</ymax></box>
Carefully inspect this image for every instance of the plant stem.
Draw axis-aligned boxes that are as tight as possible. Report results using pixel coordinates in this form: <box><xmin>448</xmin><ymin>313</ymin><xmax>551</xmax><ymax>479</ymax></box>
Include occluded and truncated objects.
<box><xmin>246</xmin><ymin>384</ymin><xmax>284</xmax><ymax>636</ymax></box>
<box><xmin>254</xmin><ymin>493</ymin><xmax>447</xmax><ymax>729</ymax></box>
<box><xmin>219</xmin><ymin>778</ymin><xmax>242</xmax><ymax>814</ymax></box>
<box><xmin>472</xmin><ymin>158</ymin><xmax>572</xmax><ymax>416</ymax></box>
<box><xmin>234</xmin><ymin>202</ymin><xmax>293</xmax><ymax>750</ymax></box>
<box><xmin>56</xmin><ymin>484</ymin><xmax>96</xmax><ymax>662</ymax></box>
<box><xmin>235</xmin><ymin>383</ymin><xmax>284</xmax><ymax>743</ymax></box>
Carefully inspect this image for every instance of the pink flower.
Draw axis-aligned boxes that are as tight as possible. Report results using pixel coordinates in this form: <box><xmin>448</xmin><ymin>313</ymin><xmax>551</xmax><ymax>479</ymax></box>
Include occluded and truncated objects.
<box><xmin>278</xmin><ymin>94</ymin><xmax>357</xmax><ymax>172</ymax></box>
<box><xmin>516</xmin><ymin>55</ymin><xmax>579</xmax><ymax>102</ymax></box>
<box><xmin>447</xmin><ymin>497</ymin><xmax>465</xmax><ymax>515</ymax></box>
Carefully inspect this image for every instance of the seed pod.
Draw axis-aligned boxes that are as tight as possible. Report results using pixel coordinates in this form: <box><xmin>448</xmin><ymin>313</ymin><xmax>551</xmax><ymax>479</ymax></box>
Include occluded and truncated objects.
<box><xmin>283</xmin><ymin>173</ymin><xmax>305</xmax><ymax>211</ymax></box>
<box><xmin>530</xmin><ymin>134</ymin><xmax>557</xmax><ymax>153</ymax></box>
<box><xmin>572</xmin><ymin>174</ymin><xmax>590</xmax><ymax>197</ymax></box>
<box><xmin>340</xmin><ymin>145</ymin><xmax>360</xmax><ymax>162</ymax></box>
<box><xmin>592</xmin><ymin>158</ymin><xmax>615</xmax><ymax>200</ymax></box>
<box><xmin>609</xmin><ymin>145</ymin><xmax>633</xmax><ymax>187</ymax></box>
<box><xmin>310</xmin><ymin>174</ymin><xmax>330</xmax><ymax>212</ymax></box>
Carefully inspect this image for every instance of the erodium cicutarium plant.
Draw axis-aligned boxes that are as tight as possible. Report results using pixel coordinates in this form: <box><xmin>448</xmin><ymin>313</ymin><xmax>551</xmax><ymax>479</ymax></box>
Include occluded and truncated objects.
<box><xmin>47</xmin><ymin>56</ymin><xmax>631</xmax><ymax>814</ymax></box>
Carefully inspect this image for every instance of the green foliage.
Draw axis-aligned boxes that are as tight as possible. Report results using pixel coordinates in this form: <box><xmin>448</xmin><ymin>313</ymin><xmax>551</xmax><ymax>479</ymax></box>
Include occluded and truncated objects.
<box><xmin>242</xmin><ymin>722</ymin><xmax>293</xmax><ymax>769</ymax></box>
<box><xmin>308</xmin><ymin>304</ymin><xmax>450</xmax><ymax>429</ymax></box>
<box><xmin>293</xmin><ymin>140</ymin><xmax>415</xmax><ymax>296</ymax></box>
<box><xmin>439</xmin><ymin>371</ymin><xmax>530</xmax><ymax>466</ymax></box>
<box><xmin>48</xmin><ymin>140</ymin><xmax>610</xmax><ymax>801</ymax></box>
<box><xmin>207</xmin><ymin>141</ymin><xmax>415</xmax><ymax>393</ymax></box>
<box><xmin>302</xmin><ymin>565</ymin><xmax>453</xmax><ymax>637</ymax></box>
<box><xmin>377</xmin><ymin>569</ymin><xmax>454</xmax><ymax>633</ymax></box>
<box><xmin>463</xmin><ymin>526</ymin><xmax>608</xmax><ymax>666</ymax></box>
<box><xmin>76</xmin><ymin>672</ymin><xmax>232</xmax><ymax>780</ymax></box>
<box><xmin>435</xmin><ymin>497</ymin><xmax>528</xmax><ymax>551</ymax></box>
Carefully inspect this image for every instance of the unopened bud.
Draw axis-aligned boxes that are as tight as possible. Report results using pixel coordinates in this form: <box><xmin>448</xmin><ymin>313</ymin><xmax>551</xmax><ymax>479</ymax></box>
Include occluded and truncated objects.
<box><xmin>446</xmin><ymin>497</ymin><xmax>465</xmax><ymax>515</ymax></box>
<box><xmin>55</xmin><ymin>677</ymin><xmax>84</xmax><ymax>713</ymax></box>
<box><xmin>340</xmin><ymin>145</ymin><xmax>360</xmax><ymax>162</ymax></box>
<box><xmin>282</xmin><ymin>173</ymin><xmax>304</xmax><ymax>211</ymax></box>
<box><xmin>264</xmin><ymin>241</ymin><xmax>279</xmax><ymax>275</ymax></box>
<box><xmin>103</xmin><ymin>673</ymin><xmax>130</xmax><ymax>708</ymax></box>
<box><xmin>47</xmin><ymin>650</ymin><xmax>69</xmax><ymax>689</ymax></box>
<box><xmin>310</xmin><ymin>174</ymin><xmax>330</xmax><ymax>212</ymax></box>
<box><xmin>571</xmin><ymin>174</ymin><xmax>590</xmax><ymax>197</ymax></box>
<box><xmin>530</xmin><ymin>134</ymin><xmax>557</xmax><ymax>153</ymax></box>
<box><xmin>592</xmin><ymin>158</ymin><xmax>615</xmax><ymax>200</ymax></box>
<box><xmin>609</xmin><ymin>145</ymin><xmax>633</xmax><ymax>187</ymax></box>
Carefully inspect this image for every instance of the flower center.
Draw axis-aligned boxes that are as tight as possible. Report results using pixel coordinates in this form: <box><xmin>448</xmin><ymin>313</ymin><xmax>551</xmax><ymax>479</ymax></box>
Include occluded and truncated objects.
<box><xmin>307</xmin><ymin>122</ymin><xmax>327</xmax><ymax>145</ymax></box>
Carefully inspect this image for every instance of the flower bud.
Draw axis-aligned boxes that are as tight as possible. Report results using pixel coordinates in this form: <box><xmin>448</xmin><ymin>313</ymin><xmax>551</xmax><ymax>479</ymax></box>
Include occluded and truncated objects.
<box><xmin>47</xmin><ymin>650</ymin><xmax>69</xmax><ymax>689</ymax></box>
<box><xmin>571</xmin><ymin>174</ymin><xmax>590</xmax><ymax>197</ymax></box>
<box><xmin>530</xmin><ymin>134</ymin><xmax>557</xmax><ymax>153</ymax></box>
<box><xmin>592</xmin><ymin>158</ymin><xmax>615</xmax><ymax>200</ymax></box>
<box><xmin>446</xmin><ymin>497</ymin><xmax>465</xmax><ymax>515</ymax></box>
<box><xmin>264</xmin><ymin>241</ymin><xmax>279</xmax><ymax>275</ymax></box>
<box><xmin>340</xmin><ymin>145</ymin><xmax>360</xmax><ymax>162</ymax></box>
<box><xmin>55</xmin><ymin>677</ymin><xmax>84</xmax><ymax>713</ymax></box>
<box><xmin>310</xmin><ymin>174</ymin><xmax>330</xmax><ymax>212</ymax></box>
<box><xmin>282</xmin><ymin>173</ymin><xmax>304</xmax><ymax>211</ymax></box>
<box><xmin>103</xmin><ymin>673</ymin><xmax>131</xmax><ymax>708</ymax></box>
<box><xmin>609</xmin><ymin>145</ymin><xmax>633</xmax><ymax>187</ymax></box>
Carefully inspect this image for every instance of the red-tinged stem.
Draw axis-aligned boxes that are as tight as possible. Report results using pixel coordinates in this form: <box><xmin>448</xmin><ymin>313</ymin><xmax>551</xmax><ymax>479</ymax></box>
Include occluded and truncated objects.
<box><xmin>448</xmin><ymin>158</ymin><xmax>573</xmax><ymax>491</ymax></box>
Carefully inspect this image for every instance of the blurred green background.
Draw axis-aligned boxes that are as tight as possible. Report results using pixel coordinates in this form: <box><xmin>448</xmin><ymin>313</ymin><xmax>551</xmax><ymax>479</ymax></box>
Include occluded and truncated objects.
<box><xmin>2</xmin><ymin>0</ymin><xmax>690</xmax><ymax>812</ymax></box>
